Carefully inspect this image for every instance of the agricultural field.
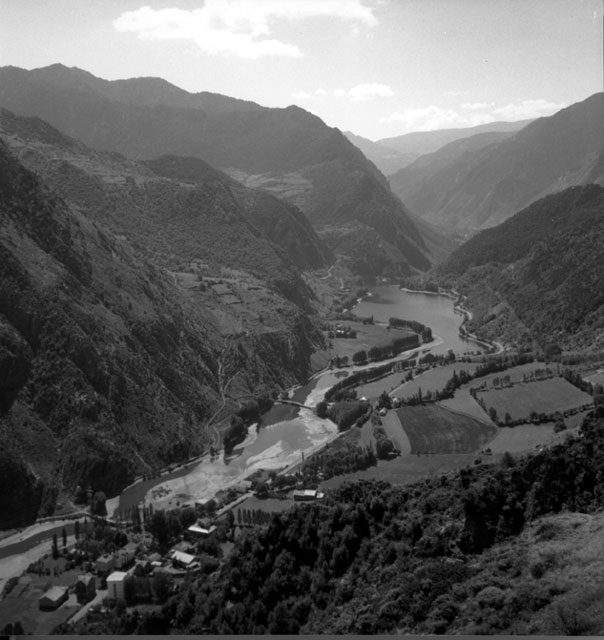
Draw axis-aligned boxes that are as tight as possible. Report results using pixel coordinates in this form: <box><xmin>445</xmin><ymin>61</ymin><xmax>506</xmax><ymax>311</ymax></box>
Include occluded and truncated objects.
<box><xmin>476</xmin><ymin>377</ymin><xmax>593</xmax><ymax>422</ymax></box>
<box><xmin>392</xmin><ymin>362</ymin><xmax>481</xmax><ymax>401</ymax></box>
<box><xmin>327</xmin><ymin>322</ymin><xmax>416</xmax><ymax>362</ymax></box>
<box><xmin>487</xmin><ymin>422</ymin><xmax>578</xmax><ymax>455</ymax></box>
<box><xmin>585</xmin><ymin>370</ymin><xmax>604</xmax><ymax>388</ymax></box>
<box><xmin>322</xmin><ymin>452</ymin><xmax>480</xmax><ymax>490</ymax></box>
<box><xmin>469</xmin><ymin>362</ymin><xmax>553</xmax><ymax>389</ymax></box>
<box><xmin>354</xmin><ymin>370</ymin><xmax>408</xmax><ymax>400</ymax></box>
<box><xmin>0</xmin><ymin>556</ymin><xmax>83</xmax><ymax>634</ymax></box>
<box><xmin>439</xmin><ymin>390</ymin><xmax>494</xmax><ymax>425</ymax></box>
<box><xmin>379</xmin><ymin>410</ymin><xmax>411</xmax><ymax>455</ymax></box>
<box><xmin>396</xmin><ymin>404</ymin><xmax>497</xmax><ymax>454</ymax></box>
<box><xmin>232</xmin><ymin>496</ymin><xmax>294</xmax><ymax>522</ymax></box>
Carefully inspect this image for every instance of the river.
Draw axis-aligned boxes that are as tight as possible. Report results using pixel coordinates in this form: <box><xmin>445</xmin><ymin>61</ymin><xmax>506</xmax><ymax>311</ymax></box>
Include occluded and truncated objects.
<box><xmin>2</xmin><ymin>285</ymin><xmax>480</xmax><ymax>558</ymax></box>
<box><xmin>354</xmin><ymin>286</ymin><xmax>485</xmax><ymax>356</ymax></box>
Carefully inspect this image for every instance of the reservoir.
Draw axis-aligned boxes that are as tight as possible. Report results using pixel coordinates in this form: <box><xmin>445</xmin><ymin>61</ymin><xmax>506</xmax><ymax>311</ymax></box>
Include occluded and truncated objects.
<box><xmin>353</xmin><ymin>286</ymin><xmax>485</xmax><ymax>356</ymax></box>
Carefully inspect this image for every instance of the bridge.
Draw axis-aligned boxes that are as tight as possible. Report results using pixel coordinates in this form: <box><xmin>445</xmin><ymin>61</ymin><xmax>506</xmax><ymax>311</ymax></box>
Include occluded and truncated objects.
<box><xmin>275</xmin><ymin>399</ymin><xmax>315</xmax><ymax>411</ymax></box>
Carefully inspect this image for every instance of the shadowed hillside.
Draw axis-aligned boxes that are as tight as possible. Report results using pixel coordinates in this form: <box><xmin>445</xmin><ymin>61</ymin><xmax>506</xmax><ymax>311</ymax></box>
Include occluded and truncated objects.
<box><xmin>438</xmin><ymin>185</ymin><xmax>604</xmax><ymax>351</ymax></box>
<box><xmin>0</xmin><ymin>126</ymin><xmax>326</xmax><ymax>527</ymax></box>
<box><xmin>392</xmin><ymin>94</ymin><xmax>604</xmax><ymax>231</ymax></box>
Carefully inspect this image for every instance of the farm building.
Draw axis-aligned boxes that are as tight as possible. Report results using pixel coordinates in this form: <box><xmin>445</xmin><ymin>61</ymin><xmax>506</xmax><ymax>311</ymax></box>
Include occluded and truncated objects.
<box><xmin>107</xmin><ymin>571</ymin><xmax>128</xmax><ymax>601</ymax></box>
<box><xmin>293</xmin><ymin>489</ymin><xmax>325</xmax><ymax>502</ymax></box>
<box><xmin>75</xmin><ymin>574</ymin><xmax>96</xmax><ymax>604</ymax></box>
<box><xmin>39</xmin><ymin>586</ymin><xmax>69</xmax><ymax>611</ymax></box>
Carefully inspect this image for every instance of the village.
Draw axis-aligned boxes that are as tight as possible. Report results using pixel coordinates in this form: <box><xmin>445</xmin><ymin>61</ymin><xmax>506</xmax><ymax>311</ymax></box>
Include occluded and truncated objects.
<box><xmin>0</xmin><ymin>471</ymin><xmax>326</xmax><ymax>635</ymax></box>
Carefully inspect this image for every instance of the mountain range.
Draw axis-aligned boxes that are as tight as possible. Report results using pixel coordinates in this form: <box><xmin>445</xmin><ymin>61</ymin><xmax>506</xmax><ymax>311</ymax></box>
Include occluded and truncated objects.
<box><xmin>377</xmin><ymin>119</ymin><xmax>533</xmax><ymax>158</ymax></box>
<box><xmin>0</xmin><ymin>110</ymin><xmax>330</xmax><ymax>526</ymax></box>
<box><xmin>0</xmin><ymin>64</ymin><xmax>432</xmax><ymax>275</ymax></box>
<box><xmin>391</xmin><ymin>93</ymin><xmax>604</xmax><ymax>231</ymax></box>
<box><xmin>343</xmin><ymin>131</ymin><xmax>418</xmax><ymax>176</ymax></box>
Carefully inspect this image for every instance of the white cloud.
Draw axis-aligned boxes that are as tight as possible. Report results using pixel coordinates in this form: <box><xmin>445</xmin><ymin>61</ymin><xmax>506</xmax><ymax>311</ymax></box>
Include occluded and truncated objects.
<box><xmin>292</xmin><ymin>88</ymin><xmax>328</xmax><ymax>101</ymax></box>
<box><xmin>114</xmin><ymin>1</ymin><xmax>377</xmax><ymax>59</ymax></box>
<box><xmin>491</xmin><ymin>99</ymin><xmax>567</xmax><ymax>120</ymax></box>
<box><xmin>334</xmin><ymin>83</ymin><xmax>393</xmax><ymax>101</ymax></box>
<box><xmin>461</xmin><ymin>102</ymin><xmax>491</xmax><ymax>110</ymax></box>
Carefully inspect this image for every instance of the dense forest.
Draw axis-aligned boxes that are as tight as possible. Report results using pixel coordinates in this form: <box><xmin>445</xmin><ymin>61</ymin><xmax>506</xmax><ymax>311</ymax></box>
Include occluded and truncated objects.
<box><xmin>66</xmin><ymin>406</ymin><xmax>604</xmax><ymax>635</ymax></box>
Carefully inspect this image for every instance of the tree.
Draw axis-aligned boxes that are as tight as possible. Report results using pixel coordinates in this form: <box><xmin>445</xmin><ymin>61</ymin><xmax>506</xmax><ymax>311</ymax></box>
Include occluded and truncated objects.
<box><xmin>377</xmin><ymin>391</ymin><xmax>392</xmax><ymax>410</ymax></box>
<box><xmin>62</xmin><ymin>527</ymin><xmax>67</xmax><ymax>548</ymax></box>
<box><xmin>74</xmin><ymin>519</ymin><xmax>80</xmax><ymax>540</ymax></box>
<box><xmin>52</xmin><ymin>533</ymin><xmax>59</xmax><ymax>559</ymax></box>
<box><xmin>149</xmin><ymin>511</ymin><xmax>170</xmax><ymax>549</ymax></box>
<box><xmin>352</xmin><ymin>350</ymin><xmax>367</xmax><ymax>365</ymax></box>
<box><xmin>152</xmin><ymin>572</ymin><xmax>173</xmax><ymax>603</ymax></box>
<box><xmin>488</xmin><ymin>407</ymin><xmax>498</xmax><ymax>423</ymax></box>
<box><xmin>91</xmin><ymin>491</ymin><xmax>107</xmax><ymax>517</ymax></box>
<box><xmin>124</xmin><ymin>575</ymin><xmax>137</xmax><ymax>606</ymax></box>
<box><xmin>315</xmin><ymin>400</ymin><xmax>329</xmax><ymax>419</ymax></box>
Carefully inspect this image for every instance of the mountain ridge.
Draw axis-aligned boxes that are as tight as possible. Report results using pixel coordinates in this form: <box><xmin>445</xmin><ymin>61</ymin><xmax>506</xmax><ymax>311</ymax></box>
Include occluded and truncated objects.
<box><xmin>394</xmin><ymin>93</ymin><xmax>604</xmax><ymax>231</ymax></box>
<box><xmin>0</xmin><ymin>64</ymin><xmax>432</xmax><ymax>275</ymax></box>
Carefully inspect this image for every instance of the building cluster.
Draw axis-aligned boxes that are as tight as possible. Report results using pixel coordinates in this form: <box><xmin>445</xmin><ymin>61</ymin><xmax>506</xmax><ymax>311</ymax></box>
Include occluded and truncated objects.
<box><xmin>37</xmin><ymin>516</ymin><xmax>221</xmax><ymax>613</ymax></box>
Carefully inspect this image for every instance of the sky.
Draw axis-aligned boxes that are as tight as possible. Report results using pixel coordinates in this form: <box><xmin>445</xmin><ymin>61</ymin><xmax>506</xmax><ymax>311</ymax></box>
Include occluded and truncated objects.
<box><xmin>0</xmin><ymin>0</ymin><xmax>602</xmax><ymax>140</ymax></box>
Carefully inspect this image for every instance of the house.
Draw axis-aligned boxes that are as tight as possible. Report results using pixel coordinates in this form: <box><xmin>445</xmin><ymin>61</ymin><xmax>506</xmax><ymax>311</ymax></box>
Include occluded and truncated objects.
<box><xmin>171</xmin><ymin>550</ymin><xmax>196</xmax><ymax>569</ymax></box>
<box><xmin>96</xmin><ymin>553</ymin><xmax>115</xmax><ymax>574</ymax></box>
<box><xmin>39</xmin><ymin>586</ymin><xmax>69</xmax><ymax>611</ymax></box>
<box><xmin>186</xmin><ymin>523</ymin><xmax>217</xmax><ymax>540</ymax></box>
<box><xmin>293</xmin><ymin>489</ymin><xmax>324</xmax><ymax>502</ymax></box>
<box><xmin>107</xmin><ymin>571</ymin><xmax>128</xmax><ymax>601</ymax></box>
<box><xmin>75</xmin><ymin>574</ymin><xmax>96</xmax><ymax>604</ymax></box>
<box><xmin>113</xmin><ymin>542</ymin><xmax>137</xmax><ymax>569</ymax></box>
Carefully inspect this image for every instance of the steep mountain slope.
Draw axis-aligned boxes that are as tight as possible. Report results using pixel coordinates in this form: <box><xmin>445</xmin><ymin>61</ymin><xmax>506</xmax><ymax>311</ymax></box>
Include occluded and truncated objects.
<box><xmin>343</xmin><ymin>131</ymin><xmax>417</xmax><ymax>175</ymax></box>
<box><xmin>0</xmin><ymin>109</ymin><xmax>330</xmax><ymax>308</ymax></box>
<box><xmin>142</xmin><ymin>154</ymin><xmax>332</xmax><ymax>272</ymax></box>
<box><xmin>438</xmin><ymin>185</ymin><xmax>604</xmax><ymax>351</ymax></box>
<box><xmin>378</xmin><ymin>119</ymin><xmax>533</xmax><ymax>157</ymax></box>
<box><xmin>389</xmin><ymin>130</ymin><xmax>515</xmax><ymax>206</ymax></box>
<box><xmin>0</xmin><ymin>64</ymin><xmax>431</xmax><ymax>275</ymax></box>
<box><xmin>0</xmin><ymin>124</ymin><xmax>326</xmax><ymax>527</ymax></box>
<box><xmin>397</xmin><ymin>94</ymin><xmax>604</xmax><ymax>231</ymax></box>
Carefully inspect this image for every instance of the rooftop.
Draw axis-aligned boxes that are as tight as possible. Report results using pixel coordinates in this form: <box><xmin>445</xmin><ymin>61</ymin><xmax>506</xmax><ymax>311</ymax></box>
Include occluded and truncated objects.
<box><xmin>107</xmin><ymin>571</ymin><xmax>128</xmax><ymax>582</ymax></box>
